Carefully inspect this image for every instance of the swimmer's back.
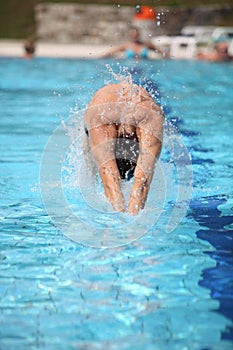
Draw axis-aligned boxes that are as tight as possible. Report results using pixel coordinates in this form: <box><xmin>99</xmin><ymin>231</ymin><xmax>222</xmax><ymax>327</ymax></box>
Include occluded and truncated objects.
<box><xmin>85</xmin><ymin>83</ymin><xmax>164</xmax><ymax>129</ymax></box>
<box><xmin>88</xmin><ymin>82</ymin><xmax>153</xmax><ymax>106</ymax></box>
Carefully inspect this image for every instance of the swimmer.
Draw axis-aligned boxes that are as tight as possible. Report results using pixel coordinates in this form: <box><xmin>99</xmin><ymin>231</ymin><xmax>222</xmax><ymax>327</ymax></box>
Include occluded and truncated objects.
<box><xmin>23</xmin><ymin>40</ymin><xmax>36</xmax><ymax>59</ymax></box>
<box><xmin>196</xmin><ymin>41</ymin><xmax>233</xmax><ymax>62</ymax></box>
<box><xmin>84</xmin><ymin>82</ymin><xmax>164</xmax><ymax>215</ymax></box>
<box><xmin>102</xmin><ymin>26</ymin><xmax>166</xmax><ymax>59</ymax></box>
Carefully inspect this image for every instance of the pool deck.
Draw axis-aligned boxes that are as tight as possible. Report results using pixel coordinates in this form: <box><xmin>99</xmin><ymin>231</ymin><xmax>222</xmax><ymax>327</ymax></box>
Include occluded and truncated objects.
<box><xmin>0</xmin><ymin>40</ymin><xmax>110</xmax><ymax>58</ymax></box>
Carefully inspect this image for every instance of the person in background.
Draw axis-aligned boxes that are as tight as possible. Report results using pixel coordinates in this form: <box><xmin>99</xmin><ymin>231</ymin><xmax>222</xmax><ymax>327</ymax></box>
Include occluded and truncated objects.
<box><xmin>196</xmin><ymin>41</ymin><xmax>233</xmax><ymax>62</ymax></box>
<box><xmin>23</xmin><ymin>39</ymin><xmax>36</xmax><ymax>59</ymax></box>
<box><xmin>84</xmin><ymin>82</ymin><xmax>164</xmax><ymax>215</ymax></box>
<box><xmin>102</xmin><ymin>26</ymin><xmax>166</xmax><ymax>59</ymax></box>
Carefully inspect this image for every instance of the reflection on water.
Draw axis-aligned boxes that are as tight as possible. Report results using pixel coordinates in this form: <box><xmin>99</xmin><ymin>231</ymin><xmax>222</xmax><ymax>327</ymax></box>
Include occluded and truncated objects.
<box><xmin>190</xmin><ymin>195</ymin><xmax>233</xmax><ymax>341</ymax></box>
<box><xmin>0</xmin><ymin>199</ymin><xmax>231</xmax><ymax>349</ymax></box>
<box><xmin>0</xmin><ymin>58</ymin><xmax>232</xmax><ymax>349</ymax></box>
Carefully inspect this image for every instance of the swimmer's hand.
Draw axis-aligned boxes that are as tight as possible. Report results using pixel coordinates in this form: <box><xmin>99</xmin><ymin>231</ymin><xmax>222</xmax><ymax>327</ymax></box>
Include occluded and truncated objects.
<box><xmin>128</xmin><ymin>204</ymin><xmax>141</xmax><ymax>216</ymax></box>
<box><xmin>128</xmin><ymin>126</ymin><xmax>163</xmax><ymax>215</ymax></box>
<box><xmin>128</xmin><ymin>176</ymin><xmax>148</xmax><ymax>215</ymax></box>
<box><xmin>101</xmin><ymin>168</ymin><xmax>126</xmax><ymax>213</ymax></box>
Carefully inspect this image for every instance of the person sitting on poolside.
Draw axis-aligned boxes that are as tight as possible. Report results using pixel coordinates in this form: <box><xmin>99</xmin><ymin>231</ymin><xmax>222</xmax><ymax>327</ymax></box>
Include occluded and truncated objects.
<box><xmin>196</xmin><ymin>41</ymin><xmax>233</xmax><ymax>62</ymax></box>
<box><xmin>84</xmin><ymin>82</ymin><xmax>164</xmax><ymax>215</ymax></box>
<box><xmin>102</xmin><ymin>26</ymin><xmax>166</xmax><ymax>60</ymax></box>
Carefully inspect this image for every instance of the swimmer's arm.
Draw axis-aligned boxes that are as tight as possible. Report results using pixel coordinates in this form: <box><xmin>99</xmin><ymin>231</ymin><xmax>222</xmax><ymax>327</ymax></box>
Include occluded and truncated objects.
<box><xmin>89</xmin><ymin>125</ymin><xmax>126</xmax><ymax>212</ymax></box>
<box><xmin>101</xmin><ymin>44</ymin><xmax>127</xmax><ymax>58</ymax></box>
<box><xmin>145</xmin><ymin>42</ymin><xmax>169</xmax><ymax>58</ymax></box>
<box><xmin>128</xmin><ymin>122</ymin><xmax>163</xmax><ymax>215</ymax></box>
<box><xmin>196</xmin><ymin>52</ymin><xmax>213</xmax><ymax>60</ymax></box>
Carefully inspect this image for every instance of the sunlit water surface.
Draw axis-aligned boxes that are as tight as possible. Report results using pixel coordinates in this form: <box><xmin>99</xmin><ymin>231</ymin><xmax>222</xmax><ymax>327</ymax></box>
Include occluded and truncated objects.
<box><xmin>0</xmin><ymin>57</ymin><xmax>232</xmax><ymax>350</ymax></box>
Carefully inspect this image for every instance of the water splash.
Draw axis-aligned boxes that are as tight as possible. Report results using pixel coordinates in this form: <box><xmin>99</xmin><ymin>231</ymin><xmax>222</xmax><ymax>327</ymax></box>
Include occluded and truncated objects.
<box><xmin>105</xmin><ymin>64</ymin><xmax>133</xmax><ymax>85</ymax></box>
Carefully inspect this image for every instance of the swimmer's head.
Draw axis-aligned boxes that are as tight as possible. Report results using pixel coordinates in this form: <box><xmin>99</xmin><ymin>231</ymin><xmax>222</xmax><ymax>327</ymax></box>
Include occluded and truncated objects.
<box><xmin>129</xmin><ymin>26</ymin><xmax>140</xmax><ymax>42</ymax></box>
<box><xmin>215</xmin><ymin>42</ymin><xmax>229</xmax><ymax>54</ymax></box>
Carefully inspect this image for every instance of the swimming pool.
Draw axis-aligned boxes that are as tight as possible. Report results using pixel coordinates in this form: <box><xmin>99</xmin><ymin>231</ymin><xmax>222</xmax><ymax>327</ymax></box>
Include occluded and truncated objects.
<box><xmin>0</xmin><ymin>57</ymin><xmax>232</xmax><ymax>349</ymax></box>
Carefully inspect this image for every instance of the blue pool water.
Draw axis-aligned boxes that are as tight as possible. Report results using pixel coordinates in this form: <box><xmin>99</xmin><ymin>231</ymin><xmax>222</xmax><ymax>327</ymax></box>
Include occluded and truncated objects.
<box><xmin>0</xmin><ymin>57</ymin><xmax>232</xmax><ymax>349</ymax></box>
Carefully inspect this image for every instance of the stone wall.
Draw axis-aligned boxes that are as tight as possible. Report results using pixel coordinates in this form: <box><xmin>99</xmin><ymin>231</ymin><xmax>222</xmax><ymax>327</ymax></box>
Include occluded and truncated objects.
<box><xmin>35</xmin><ymin>4</ymin><xmax>134</xmax><ymax>44</ymax></box>
<box><xmin>35</xmin><ymin>3</ymin><xmax>233</xmax><ymax>44</ymax></box>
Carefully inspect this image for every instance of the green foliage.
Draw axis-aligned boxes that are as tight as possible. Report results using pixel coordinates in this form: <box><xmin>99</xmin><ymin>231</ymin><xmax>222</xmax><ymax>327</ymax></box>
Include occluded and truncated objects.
<box><xmin>0</xmin><ymin>1</ymin><xmax>36</xmax><ymax>39</ymax></box>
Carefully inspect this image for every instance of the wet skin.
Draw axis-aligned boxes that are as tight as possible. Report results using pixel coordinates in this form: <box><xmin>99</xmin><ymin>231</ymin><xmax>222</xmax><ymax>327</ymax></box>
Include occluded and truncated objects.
<box><xmin>84</xmin><ymin>82</ymin><xmax>164</xmax><ymax>215</ymax></box>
